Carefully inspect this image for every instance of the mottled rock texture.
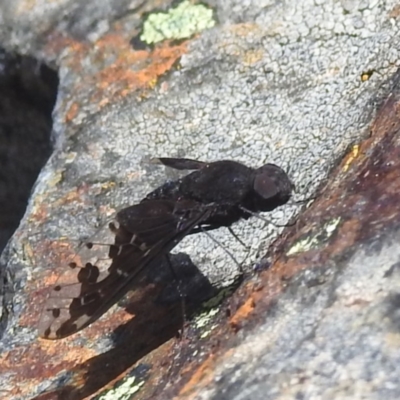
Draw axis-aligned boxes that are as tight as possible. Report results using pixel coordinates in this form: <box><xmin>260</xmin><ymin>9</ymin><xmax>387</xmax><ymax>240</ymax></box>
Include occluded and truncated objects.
<box><xmin>1</xmin><ymin>0</ymin><xmax>400</xmax><ymax>399</ymax></box>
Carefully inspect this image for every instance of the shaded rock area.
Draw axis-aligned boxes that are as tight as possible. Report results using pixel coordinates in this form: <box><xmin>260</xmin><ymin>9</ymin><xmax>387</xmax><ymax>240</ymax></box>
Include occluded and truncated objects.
<box><xmin>0</xmin><ymin>0</ymin><xmax>400</xmax><ymax>399</ymax></box>
<box><xmin>0</xmin><ymin>48</ymin><xmax>57</xmax><ymax>252</ymax></box>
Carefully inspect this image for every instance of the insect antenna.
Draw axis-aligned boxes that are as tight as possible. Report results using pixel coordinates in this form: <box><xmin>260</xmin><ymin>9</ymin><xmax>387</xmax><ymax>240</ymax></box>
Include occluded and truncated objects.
<box><xmin>239</xmin><ymin>206</ymin><xmax>295</xmax><ymax>228</ymax></box>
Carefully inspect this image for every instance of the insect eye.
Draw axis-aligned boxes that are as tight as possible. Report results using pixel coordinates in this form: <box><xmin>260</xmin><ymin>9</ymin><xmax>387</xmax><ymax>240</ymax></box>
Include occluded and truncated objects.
<box><xmin>254</xmin><ymin>174</ymin><xmax>278</xmax><ymax>199</ymax></box>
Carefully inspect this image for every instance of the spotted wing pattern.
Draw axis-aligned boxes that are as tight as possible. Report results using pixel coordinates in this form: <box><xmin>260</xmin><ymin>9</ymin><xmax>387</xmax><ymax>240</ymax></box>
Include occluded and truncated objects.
<box><xmin>38</xmin><ymin>199</ymin><xmax>211</xmax><ymax>339</ymax></box>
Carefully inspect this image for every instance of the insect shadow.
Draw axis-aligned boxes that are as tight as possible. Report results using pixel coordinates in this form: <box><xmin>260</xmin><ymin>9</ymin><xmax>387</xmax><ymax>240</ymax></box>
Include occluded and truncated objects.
<box><xmin>36</xmin><ymin>253</ymin><xmax>218</xmax><ymax>400</ymax></box>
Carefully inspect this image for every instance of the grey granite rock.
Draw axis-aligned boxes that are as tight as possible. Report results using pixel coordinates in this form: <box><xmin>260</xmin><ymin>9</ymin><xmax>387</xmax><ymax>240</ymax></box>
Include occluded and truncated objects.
<box><xmin>0</xmin><ymin>0</ymin><xmax>400</xmax><ymax>399</ymax></box>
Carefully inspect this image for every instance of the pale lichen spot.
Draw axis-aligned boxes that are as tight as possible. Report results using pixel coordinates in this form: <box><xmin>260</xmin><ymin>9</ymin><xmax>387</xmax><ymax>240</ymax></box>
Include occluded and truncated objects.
<box><xmin>97</xmin><ymin>375</ymin><xmax>145</xmax><ymax>400</ymax></box>
<box><xmin>140</xmin><ymin>1</ymin><xmax>215</xmax><ymax>45</ymax></box>
<box><xmin>287</xmin><ymin>217</ymin><xmax>342</xmax><ymax>256</ymax></box>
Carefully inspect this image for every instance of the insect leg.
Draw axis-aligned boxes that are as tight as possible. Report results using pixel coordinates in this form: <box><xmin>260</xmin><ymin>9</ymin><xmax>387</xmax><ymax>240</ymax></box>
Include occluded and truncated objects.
<box><xmin>227</xmin><ymin>227</ymin><xmax>249</xmax><ymax>250</ymax></box>
<box><xmin>151</xmin><ymin>157</ymin><xmax>206</xmax><ymax>170</ymax></box>
<box><xmin>164</xmin><ymin>254</ymin><xmax>187</xmax><ymax>337</ymax></box>
<box><xmin>200</xmin><ymin>228</ymin><xmax>243</xmax><ymax>274</ymax></box>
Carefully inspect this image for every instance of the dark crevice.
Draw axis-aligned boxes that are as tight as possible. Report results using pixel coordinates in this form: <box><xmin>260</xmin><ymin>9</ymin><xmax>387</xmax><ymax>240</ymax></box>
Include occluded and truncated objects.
<box><xmin>0</xmin><ymin>48</ymin><xmax>58</xmax><ymax>253</ymax></box>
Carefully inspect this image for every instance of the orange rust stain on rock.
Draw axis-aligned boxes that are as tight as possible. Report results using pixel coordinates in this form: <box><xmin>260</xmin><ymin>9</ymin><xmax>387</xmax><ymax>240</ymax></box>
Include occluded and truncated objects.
<box><xmin>179</xmin><ymin>355</ymin><xmax>216</xmax><ymax>397</ymax></box>
<box><xmin>29</xmin><ymin>185</ymin><xmax>89</xmax><ymax>223</ymax></box>
<box><xmin>83</xmin><ymin>307</ymin><xmax>133</xmax><ymax>338</ymax></box>
<box><xmin>52</xmin><ymin>188</ymin><xmax>86</xmax><ymax>208</ymax></box>
<box><xmin>42</xmin><ymin>339</ymin><xmax>97</xmax><ymax>365</ymax></box>
<box><xmin>229</xmin><ymin>22</ymin><xmax>263</xmax><ymax>37</ymax></box>
<box><xmin>224</xmin><ymin>270</ymin><xmax>284</xmax><ymax>334</ymax></box>
<box><xmin>20</xmin><ymin>292</ymin><xmax>47</xmax><ymax>327</ymax></box>
<box><xmin>29</xmin><ymin>202</ymin><xmax>49</xmax><ymax>222</ymax></box>
<box><xmin>38</xmin><ymin>338</ymin><xmax>95</xmax><ymax>361</ymax></box>
<box><xmin>43</xmin><ymin>32</ymin><xmax>85</xmax><ymax>61</ymax></box>
<box><xmin>79</xmin><ymin>32</ymin><xmax>187</xmax><ymax>104</ymax></box>
<box><xmin>66</xmin><ymin>102</ymin><xmax>79</xmax><ymax>122</ymax></box>
<box><xmin>229</xmin><ymin>296</ymin><xmax>256</xmax><ymax>329</ymax></box>
<box><xmin>0</xmin><ymin>339</ymin><xmax>95</xmax><ymax>386</ymax></box>
<box><xmin>389</xmin><ymin>4</ymin><xmax>400</xmax><ymax>17</ymax></box>
<box><xmin>242</xmin><ymin>49</ymin><xmax>264</xmax><ymax>65</ymax></box>
<box><xmin>44</xmin><ymin>30</ymin><xmax>188</xmax><ymax>121</ymax></box>
<box><xmin>92</xmin><ymin>39</ymin><xmax>188</xmax><ymax>103</ymax></box>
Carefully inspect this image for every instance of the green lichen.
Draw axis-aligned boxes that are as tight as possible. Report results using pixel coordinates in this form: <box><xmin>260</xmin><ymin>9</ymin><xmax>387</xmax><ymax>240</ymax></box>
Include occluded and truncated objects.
<box><xmin>194</xmin><ymin>307</ymin><xmax>220</xmax><ymax>338</ymax></box>
<box><xmin>200</xmin><ymin>324</ymin><xmax>218</xmax><ymax>339</ymax></box>
<box><xmin>194</xmin><ymin>307</ymin><xmax>220</xmax><ymax>329</ymax></box>
<box><xmin>286</xmin><ymin>234</ymin><xmax>317</xmax><ymax>256</ymax></box>
<box><xmin>96</xmin><ymin>376</ymin><xmax>144</xmax><ymax>400</ymax></box>
<box><xmin>140</xmin><ymin>1</ymin><xmax>215</xmax><ymax>45</ymax></box>
<box><xmin>286</xmin><ymin>217</ymin><xmax>341</xmax><ymax>256</ymax></box>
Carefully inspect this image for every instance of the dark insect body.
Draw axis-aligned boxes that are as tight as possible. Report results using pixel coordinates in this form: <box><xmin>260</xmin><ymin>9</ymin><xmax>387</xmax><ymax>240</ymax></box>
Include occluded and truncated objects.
<box><xmin>38</xmin><ymin>158</ymin><xmax>294</xmax><ymax>339</ymax></box>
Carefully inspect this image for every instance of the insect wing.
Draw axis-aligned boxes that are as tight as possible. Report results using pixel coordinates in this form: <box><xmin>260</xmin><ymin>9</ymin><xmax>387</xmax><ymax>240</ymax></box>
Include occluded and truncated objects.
<box><xmin>154</xmin><ymin>157</ymin><xmax>207</xmax><ymax>171</ymax></box>
<box><xmin>38</xmin><ymin>199</ymin><xmax>211</xmax><ymax>339</ymax></box>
